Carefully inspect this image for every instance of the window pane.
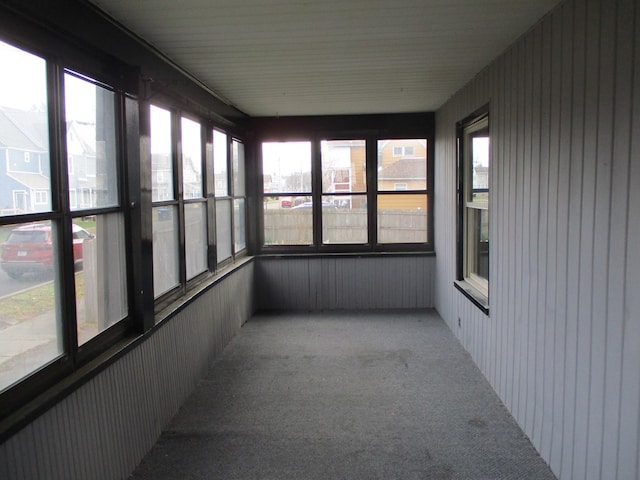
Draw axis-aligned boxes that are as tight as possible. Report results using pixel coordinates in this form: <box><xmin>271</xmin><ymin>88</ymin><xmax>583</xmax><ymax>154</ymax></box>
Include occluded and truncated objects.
<box><xmin>0</xmin><ymin>41</ymin><xmax>51</xmax><ymax>216</ymax></box>
<box><xmin>185</xmin><ymin>202</ymin><xmax>207</xmax><ymax>280</ymax></box>
<box><xmin>150</xmin><ymin>105</ymin><xmax>173</xmax><ymax>202</ymax></box>
<box><xmin>233</xmin><ymin>198</ymin><xmax>246</xmax><ymax>252</ymax></box>
<box><xmin>213</xmin><ymin>129</ymin><xmax>228</xmax><ymax>197</ymax></box>
<box><xmin>65</xmin><ymin>73</ymin><xmax>118</xmax><ymax>210</ymax></box>
<box><xmin>471</xmin><ymin>136</ymin><xmax>490</xmax><ymax>204</ymax></box>
<box><xmin>321</xmin><ymin>140</ymin><xmax>366</xmax><ymax>193</ymax></box>
<box><xmin>322</xmin><ymin>194</ymin><xmax>367</xmax><ymax>244</ymax></box>
<box><xmin>377</xmin><ymin>194</ymin><xmax>428</xmax><ymax>243</ymax></box>
<box><xmin>74</xmin><ymin>214</ymin><xmax>127</xmax><ymax>345</ymax></box>
<box><xmin>182</xmin><ymin>117</ymin><xmax>202</xmax><ymax>199</ymax></box>
<box><xmin>263</xmin><ymin>196</ymin><xmax>313</xmax><ymax>245</ymax></box>
<box><xmin>232</xmin><ymin>140</ymin><xmax>245</xmax><ymax>196</ymax></box>
<box><xmin>215</xmin><ymin>199</ymin><xmax>232</xmax><ymax>263</ymax></box>
<box><xmin>378</xmin><ymin>139</ymin><xmax>427</xmax><ymax>191</ymax></box>
<box><xmin>152</xmin><ymin>205</ymin><xmax>180</xmax><ymax>297</ymax></box>
<box><xmin>262</xmin><ymin>142</ymin><xmax>311</xmax><ymax>193</ymax></box>
<box><xmin>469</xmin><ymin>208</ymin><xmax>490</xmax><ymax>281</ymax></box>
<box><xmin>0</xmin><ymin>221</ymin><xmax>62</xmax><ymax>390</ymax></box>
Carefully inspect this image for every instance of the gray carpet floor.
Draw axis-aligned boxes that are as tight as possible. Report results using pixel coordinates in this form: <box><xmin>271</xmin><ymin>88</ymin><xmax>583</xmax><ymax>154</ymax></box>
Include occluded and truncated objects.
<box><xmin>130</xmin><ymin>310</ymin><xmax>557</xmax><ymax>480</ymax></box>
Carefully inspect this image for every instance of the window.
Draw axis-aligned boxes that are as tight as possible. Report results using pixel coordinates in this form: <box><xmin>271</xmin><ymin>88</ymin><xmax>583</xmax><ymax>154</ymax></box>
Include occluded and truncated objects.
<box><xmin>0</xmin><ymin>38</ymin><xmax>134</xmax><ymax>410</ymax></box>
<box><xmin>259</xmin><ymin>133</ymin><xmax>431</xmax><ymax>251</ymax></box>
<box><xmin>456</xmin><ymin>111</ymin><xmax>490</xmax><ymax>310</ymax></box>
<box><xmin>231</xmin><ymin>139</ymin><xmax>246</xmax><ymax>253</ymax></box>
<box><xmin>321</xmin><ymin>140</ymin><xmax>367</xmax><ymax>244</ymax></box>
<box><xmin>64</xmin><ymin>72</ymin><xmax>128</xmax><ymax>344</ymax></box>
<box><xmin>377</xmin><ymin>139</ymin><xmax>428</xmax><ymax>244</ymax></box>
<box><xmin>150</xmin><ymin>105</ymin><xmax>179</xmax><ymax>297</ymax></box>
<box><xmin>150</xmin><ymin>106</ymin><xmax>211</xmax><ymax>300</ymax></box>
<box><xmin>392</xmin><ymin>145</ymin><xmax>414</xmax><ymax>156</ymax></box>
<box><xmin>213</xmin><ymin>129</ymin><xmax>232</xmax><ymax>265</ymax></box>
<box><xmin>262</xmin><ymin>141</ymin><xmax>313</xmax><ymax>246</ymax></box>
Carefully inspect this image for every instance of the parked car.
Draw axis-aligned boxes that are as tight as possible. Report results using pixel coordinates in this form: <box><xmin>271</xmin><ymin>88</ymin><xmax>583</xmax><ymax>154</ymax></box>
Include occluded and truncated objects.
<box><xmin>280</xmin><ymin>197</ymin><xmax>292</xmax><ymax>208</ymax></box>
<box><xmin>0</xmin><ymin>223</ymin><xmax>93</xmax><ymax>279</ymax></box>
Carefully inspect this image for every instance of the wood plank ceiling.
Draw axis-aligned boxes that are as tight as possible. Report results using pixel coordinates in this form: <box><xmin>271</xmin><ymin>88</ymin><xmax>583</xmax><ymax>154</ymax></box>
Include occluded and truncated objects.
<box><xmin>88</xmin><ymin>0</ymin><xmax>561</xmax><ymax>117</ymax></box>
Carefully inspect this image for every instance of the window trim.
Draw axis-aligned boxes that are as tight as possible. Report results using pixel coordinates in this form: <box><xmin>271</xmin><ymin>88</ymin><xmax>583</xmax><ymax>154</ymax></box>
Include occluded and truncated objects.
<box><xmin>456</xmin><ymin>106</ymin><xmax>490</xmax><ymax>313</ymax></box>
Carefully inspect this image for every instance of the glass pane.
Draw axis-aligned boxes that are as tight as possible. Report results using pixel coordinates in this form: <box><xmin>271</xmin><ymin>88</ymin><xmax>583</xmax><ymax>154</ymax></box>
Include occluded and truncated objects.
<box><xmin>232</xmin><ymin>140</ymin><xmax>245</xmax><ymax>196</ymax></box>
<box><xmin>74</xmin><ymin>214</ymin><xmax>128</xmax><ymax>345</ymax></box>
<box><xmin>65</xmin><ymin>73</ymin><xmax>118</xmax><ymax>210</ymax></box>
<box><xmin>233</xmin><ymin>198</ymin><xmax>246</xmax><ymax>252</ymax></box>
<box><xmin>185</xmin><ymin>202</ymin><xmax>207</xmax><ymax>280</ymax></box>
<box><xmin>0</xmin><ymin>221</ymin><xmax>62</xmax><ymax>390</ymax></box>
<box><xmin>150</xmin><ymin>105</ymin><xmax>174</xmax><ymax>202</ymax></box>
<box><xmin>213</xmin><ymin>129</ymin><xmax>228</xmax><ymax>197</ymax></box>
<box><xmin>0</xmin><ymin>41</ymin><xmax>51</xmax><ymax>216</ymax></box>
<box><xmin>215</xmin><ymin>199</ymin><xmax>232</xmax><ymax>263</ymax></box>
<box><xmin>377</xmin><ymin>139</ymin><xmax>427</xmax><ymax>191</ymax></box>
<box><xmin>152</xmin><ymin>205</ymin><xmax>180</xmax><ymax>297</ymax></box>
<box><xmin>469</xmin><ymin>208</ymin><xmax>490</xmax><ymax>281</ymax></box>
<box><xmin>377</xmin><ymin>194</ymin><xmax>428</xmax><ymax>243</ymax></box>
<box><xmin>322</xmin><ymin>194</ymin><xmax>367</xmax><ymax>244</ymax></box>
<box><xmin>321</xmin><ymin>140</ymin><xmax>366</xmax><ymax>193</ymax></box>
<box><xmin>262</xmin><ymin>141</ymin><xmax>312</xmax><ymax>193</ymax></box>
<box><xmin>182</xmin><ymin>117</ymin><xmax>202</xmax><ymax>199</ymax></box>
<box><xmin>471</xmin><ymin>136</ymin><xmax>490</xmax><ymax>204</ymax></box>
<box><xmin>263</xmin><ymin>196</ymin><xmax>313</xmax><ymax>246</ymax></box>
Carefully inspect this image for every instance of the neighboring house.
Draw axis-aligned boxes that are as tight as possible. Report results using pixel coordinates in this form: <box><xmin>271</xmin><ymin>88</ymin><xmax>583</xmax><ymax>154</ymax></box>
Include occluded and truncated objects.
<box><xmin>66</xmin><ymin>119</ymin><xmax>97</xmax><ymax>209</ymax></box>
<box><xmin>0</xmin><ymin>108</ymin><xmax>103</xmax><ymax>214</ymax></box>
<box><xmin>377</xmin><ymin>139</ymin><xmax>427</xmax><ymax>210</ymax></box>
<box><xmin>151</xmin><ymin>152</ymin><xmax>172</xmax><ymax>201</ymax></box>
<box><xmin>0</xmin><ymin>107</ymin><xmax>51</xmax><ymax>215</ymax></box>
<box><xmin>322</xmin><ymin>140</ymin><xmax>366</xmax><ymax>208</ymax></box>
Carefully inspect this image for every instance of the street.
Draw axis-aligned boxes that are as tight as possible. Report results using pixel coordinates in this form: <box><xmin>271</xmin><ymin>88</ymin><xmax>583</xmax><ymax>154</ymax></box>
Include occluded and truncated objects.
<box><xmin>0</xmin><ymin>269</ymin><xmax>47</xmax><ymax>299</ymax></box>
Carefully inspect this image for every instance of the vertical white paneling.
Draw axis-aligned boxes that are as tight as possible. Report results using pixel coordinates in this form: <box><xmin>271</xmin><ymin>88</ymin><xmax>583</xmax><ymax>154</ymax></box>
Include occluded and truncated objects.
<box><xmin>617</xmin><ymin>3</ymin><xmax>640</xmax><ymax>478</ymax></box>
<box><xmin>0</xmin><ymin>262</ymin><xmax>254</xmax><ymax>480</ymax></box>
<box><xmin>602</xmin><ymin>1</ymin><xmax>635</xmax><ymax>479</ymax></box>
<box><xmin>434</xmin><ymin>0</ymin><xmax>639</xmax><ymax>478</ymax></box>
<box><xmin>256</xmin><ymin>256</ymin><xmax>434</xmax><ymax>311</ymax></box>
<box><xmin>587</xmin><ymin>0</ymin><xmax>615</xmax><ymax>477</ymax></box>
<box><xmin>561</xmin><ymin>1</ymin><xmax>585</xmax><ymax>477</ymax></box>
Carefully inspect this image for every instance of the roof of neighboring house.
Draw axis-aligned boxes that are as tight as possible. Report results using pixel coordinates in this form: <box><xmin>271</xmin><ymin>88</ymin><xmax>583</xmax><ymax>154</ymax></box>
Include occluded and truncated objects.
<box><xmin>66</xmin><ymin>120</ymin><xmax>96</xmax><ymax>156</ymax></box>
<box><xmin>0</xmin><ymin>107</ymin><xmax>48</xmax><ymax>151</ymax></box>
<box><xmin>7</xmin><ymin>171</ymin><xmax>51</xmax><ymax>190</ymax></box>
<box><xmin>378</xmin><ymin>157</ymin><xmax>426</xmax><ymax>180</ymax></box>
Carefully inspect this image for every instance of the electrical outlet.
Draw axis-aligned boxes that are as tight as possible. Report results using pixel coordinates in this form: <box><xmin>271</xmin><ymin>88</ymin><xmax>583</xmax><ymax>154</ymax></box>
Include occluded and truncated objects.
<box><xmin>458</xmin><ymin>317</ymin><xmax>461</xmax><ymax>328</ymax></box>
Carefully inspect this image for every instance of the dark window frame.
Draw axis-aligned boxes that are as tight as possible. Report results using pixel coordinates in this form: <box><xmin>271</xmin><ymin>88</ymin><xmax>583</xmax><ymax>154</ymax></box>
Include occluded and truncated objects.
<box><xmin>0</xmin><ymin>33</ymin><xmax>141</xmax><ymax>422</ymax></box>
<box><xmin>252</xmin><ymin>114</ymin><xmax>435</xmax><ymax>254</ymax></box>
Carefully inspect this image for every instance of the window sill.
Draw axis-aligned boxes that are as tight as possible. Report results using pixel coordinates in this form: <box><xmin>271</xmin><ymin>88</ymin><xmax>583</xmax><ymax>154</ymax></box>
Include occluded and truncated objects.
<box><xmin>454</xmin><ymin>280</ymin><xmax>489</xmax><ymax>315</ymax></box>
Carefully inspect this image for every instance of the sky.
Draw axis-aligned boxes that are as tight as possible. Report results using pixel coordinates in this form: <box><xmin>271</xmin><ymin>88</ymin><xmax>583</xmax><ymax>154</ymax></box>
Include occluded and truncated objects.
<box><xmin>1</xmin><ymin>40</ymin><xmax>96</xmax><ymax>122</ymax></box>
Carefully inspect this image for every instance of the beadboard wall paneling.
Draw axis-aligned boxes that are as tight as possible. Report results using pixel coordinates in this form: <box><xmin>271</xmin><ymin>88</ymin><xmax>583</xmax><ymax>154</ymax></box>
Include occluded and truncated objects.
<box><xmin>0</xmin><ymin>262</ymin><xmax>255</xmax><ymax>480</ymax></box>
<box><xmin>256</xmin><ymin>256</ymin><xmax>434</xmax><ymax>311</ymax></box>
<box><xmin>434</xmin><ymin>0</ymin><xmax>639</xmax><ymax>479</ymax></box>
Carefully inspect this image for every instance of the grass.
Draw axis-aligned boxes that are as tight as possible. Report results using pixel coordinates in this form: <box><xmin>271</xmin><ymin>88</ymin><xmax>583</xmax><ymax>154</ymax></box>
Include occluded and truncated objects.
<box><xmin>0</xmin><ymin>273</ymin><xmax>84</xmax><ymax>323</ymax></box>
<box><xmin>0</xmin><ymin>281</ymin><xmax>56</xmax><ymax>322</ymax></box>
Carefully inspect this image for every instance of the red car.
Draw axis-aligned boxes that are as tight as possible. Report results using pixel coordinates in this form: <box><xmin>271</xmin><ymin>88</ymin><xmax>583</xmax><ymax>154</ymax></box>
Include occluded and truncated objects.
<box><xmin>0</xmin><ymin>223</ymin><xmax>93</xmax><ymax>279</ymax></box>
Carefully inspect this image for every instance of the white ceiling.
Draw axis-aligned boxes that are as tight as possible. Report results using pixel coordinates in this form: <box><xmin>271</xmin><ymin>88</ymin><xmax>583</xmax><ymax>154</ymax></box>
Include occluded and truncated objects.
<box><xmin>89</xmin><ymin>0</ymin><xmax>560</xmax><ymax>117</ymax></box>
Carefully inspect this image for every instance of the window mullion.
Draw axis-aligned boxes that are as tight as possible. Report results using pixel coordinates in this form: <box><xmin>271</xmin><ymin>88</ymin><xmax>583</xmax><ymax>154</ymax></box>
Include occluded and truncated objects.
<box><xmin>312</xmin><ymin>139</ymin><xmax>322</xmax><ymax>249</ymax></box>
<box><xmin>173</xmin><ymin>112</ymin><xmax>187</xmax><ymax>289</ymax></box>
<box><xmin>367</xmin><ymin>137</ymin><xmax>377</xmax><ymax>248</ymax></box>
<box><xmin>54</xmin><ymin>64</ymin><xmax>80</xmax><ymax>360</ymax></box>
